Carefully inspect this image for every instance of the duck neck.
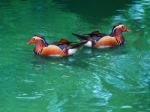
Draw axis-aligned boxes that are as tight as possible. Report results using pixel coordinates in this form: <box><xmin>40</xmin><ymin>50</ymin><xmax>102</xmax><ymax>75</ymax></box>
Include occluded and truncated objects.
<box><xmin>34</xmin><ymin>40</ymin><xmax>46</xmax><ymax>55</ymax></box>
<box><xmin>111</xmin><ymin>29</ymin><xmax>125</xmax><ymax>44</ymax></box>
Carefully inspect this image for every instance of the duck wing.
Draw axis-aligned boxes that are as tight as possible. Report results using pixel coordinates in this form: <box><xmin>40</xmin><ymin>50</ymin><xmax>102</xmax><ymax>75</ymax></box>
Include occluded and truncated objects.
<box><xmin>69</xmin><ymin>41</ymin><xmax>87</xmax><ymax>49</ymax></box>
<box><xmin>52</xmin><ymin>38</ymin><xmax>71</xmax><ymax>45</ymax></box>
<box><xmin>87</xmin><ymin>31</ymin><xmax>107</xmax><ymax>37</ymax></box>
<box><xmin>72</xmin><ymin>33</ymin><xmax>90</xmax><ymax>41</ymax></box>
<box><xmin>72</xmin><ymin>31</ymin><xmax>107</xmax><ymax>42</ymax></box>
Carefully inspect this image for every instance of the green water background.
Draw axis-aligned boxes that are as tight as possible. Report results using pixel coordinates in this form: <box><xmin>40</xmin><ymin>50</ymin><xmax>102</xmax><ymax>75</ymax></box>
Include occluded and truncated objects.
<box><xmin>0</xmin><ymin>0</ymin><xmax>150</xmax><ymax>112</ymax></box>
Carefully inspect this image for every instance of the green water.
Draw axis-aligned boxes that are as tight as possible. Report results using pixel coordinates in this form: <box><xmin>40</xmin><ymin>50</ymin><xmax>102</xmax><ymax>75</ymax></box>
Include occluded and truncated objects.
<box><xmin>0</xmin><ymin>0</ymin><xmax>150</xmax><ymax>112</ymax></box>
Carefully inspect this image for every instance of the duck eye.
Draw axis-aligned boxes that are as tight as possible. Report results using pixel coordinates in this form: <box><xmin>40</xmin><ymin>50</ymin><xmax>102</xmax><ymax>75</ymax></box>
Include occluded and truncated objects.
<box><xmin>121</xmin><ymin>26</ymin><xmax>125</xmax><ymax>29</ymax></box>
<box><xmin>31</xmin><ymin>38</ymin><xmax>36</xmax><ymax>41</ymax></box>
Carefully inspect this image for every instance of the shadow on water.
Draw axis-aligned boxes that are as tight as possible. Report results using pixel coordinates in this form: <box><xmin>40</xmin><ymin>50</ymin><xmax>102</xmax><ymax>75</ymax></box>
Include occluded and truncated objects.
<box><xmin>31</xmin><ymin>54</ymin><xmax>92</xmax><ymax>69</ymax></box>
<box><xmin>52</xmin><ymin>0</ymin><xmax>133</xmax><ymax>24</ymax></box>
<box><xmin>81</xmin><ymin>45</ymin><xmax>128</xmax><ymax>56</ymax></box>
<box><xmin>31</xmin><ymin>45</ymin><xmax>128</xmax><ymax>69</ymax></box>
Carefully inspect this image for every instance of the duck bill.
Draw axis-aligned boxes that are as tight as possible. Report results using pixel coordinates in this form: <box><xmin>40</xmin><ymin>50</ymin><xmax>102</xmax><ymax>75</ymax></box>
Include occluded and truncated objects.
<box><xmin>27</xmin><ymin>39</ymin><xmax>34</xmax><ymax>45</ymax></box>
<box><xmin>125</xmin><ymin>28</ymin><xmax>129</xmax><ymax>32</ymax></box>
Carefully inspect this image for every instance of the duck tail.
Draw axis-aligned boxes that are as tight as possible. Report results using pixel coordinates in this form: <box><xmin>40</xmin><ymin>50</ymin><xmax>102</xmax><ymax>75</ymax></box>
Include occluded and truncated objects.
<box><xmin>70</xmin><ymin>41</ymin><xmax>86</xmax><ymax>49</ymax></box>
<box><xmin>72</xmin><ymin>33</ymin><xmax>88</xmax><ymax>42</ymax></box>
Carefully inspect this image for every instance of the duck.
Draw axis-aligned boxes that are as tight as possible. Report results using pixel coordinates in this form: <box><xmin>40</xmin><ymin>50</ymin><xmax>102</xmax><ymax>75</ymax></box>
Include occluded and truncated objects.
<box><xmin>27</xmin><ymin>34</ymin><xmax>85</xmax><ymax>57</ymax></box>
<box><xmin>72</xmin><ymin>23</ymin><xmax>129</xmax><ymax>48</ymax></box>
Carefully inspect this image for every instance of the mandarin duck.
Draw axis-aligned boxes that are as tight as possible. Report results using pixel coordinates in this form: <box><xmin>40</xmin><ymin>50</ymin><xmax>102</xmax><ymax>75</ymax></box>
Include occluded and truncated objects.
<box><xmin>28</xmin><ymin>35</ymin><xmax>85</xmax><ymax>57</ymax></box>
<box><xmin>72</xmin><ymin>23</ymin><xmax>129</xmax><ymax>48</ymax></box>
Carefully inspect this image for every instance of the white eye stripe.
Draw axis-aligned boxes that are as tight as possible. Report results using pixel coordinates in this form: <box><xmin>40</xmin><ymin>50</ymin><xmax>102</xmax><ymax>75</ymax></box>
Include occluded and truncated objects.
<box><xmin>113</xmin><ymin>25</ymin><xmax>124</xmax><ymax>31</ymax></box>
<box><xmin>33</xmin><ymin>36</ymin><xmax>40</xmax><ymax>39</ymax></box>
<box><xmin>33</xmin><ymin>36</ymin><xmax>45</xmax><ymax>42</ymax></box>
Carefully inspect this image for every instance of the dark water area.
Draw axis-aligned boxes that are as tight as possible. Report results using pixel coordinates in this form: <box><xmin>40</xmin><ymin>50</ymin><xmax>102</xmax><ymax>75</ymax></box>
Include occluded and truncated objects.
<box><xmin>53</xmin><ymin>0</ymin><xmax>133</xmax><ymax>24</ymax></box>
<box><xmin>0</xmin><ymin>0</ymin><xmax>150</xmax><ymax>112</ymax></box>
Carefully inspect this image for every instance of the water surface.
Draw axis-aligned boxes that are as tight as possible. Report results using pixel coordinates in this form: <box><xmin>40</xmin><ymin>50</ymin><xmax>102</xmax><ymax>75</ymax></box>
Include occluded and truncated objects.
<box><xmin>0</xmin><ymin>0</ymin><xmax>150</xmax><ymax>112</ymax></box>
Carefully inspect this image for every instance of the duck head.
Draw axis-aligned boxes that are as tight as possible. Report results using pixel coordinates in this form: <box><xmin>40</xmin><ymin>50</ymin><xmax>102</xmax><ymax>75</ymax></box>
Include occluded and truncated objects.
<box><xmin>28</xmin><ymin>35</ymin><xmax>49</xmax><ymax>55</ymax></box>
<box><xmin>110</xmin><ymin>23</ymin><xmax>129</xmax><ymax>45</ymax></box>
<box><xmin>112</xmin><ymin>23</ymin><xmax>129</xmax><ymax>33</ymax></box>
<box><xmin>28</xmin><ymin>34</ymin><xmax>48</xmax><ymax>46</ymax></box>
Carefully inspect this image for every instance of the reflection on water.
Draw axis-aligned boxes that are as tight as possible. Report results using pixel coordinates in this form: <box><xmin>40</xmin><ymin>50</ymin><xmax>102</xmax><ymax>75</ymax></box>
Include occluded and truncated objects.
<box><xmin>0</xmin><ymin>0</ymin><xmax>150</xmax><ymax>112</ymax></box>
<box><xmin>53</xmin><ymin>0</ymin><xmax>133</xmax><ymax>24</ymax></box>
